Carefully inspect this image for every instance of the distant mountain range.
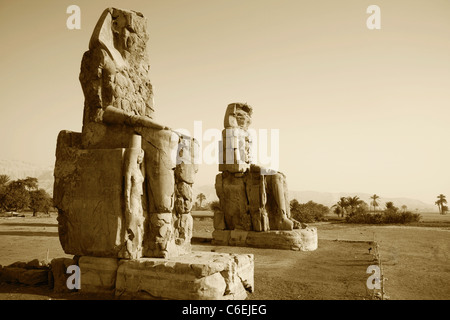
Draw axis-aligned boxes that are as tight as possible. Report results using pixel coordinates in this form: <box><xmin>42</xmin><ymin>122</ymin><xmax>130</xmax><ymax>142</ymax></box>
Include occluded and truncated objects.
<box><xmin>0</xmin><ymin>159</ymin><xmax>437</xmax><ymax>212</ymax></box>
<box><xmin>0</xmin><ymin>159</ymin><xmax>54</xmax><ymax>195</ymax></box>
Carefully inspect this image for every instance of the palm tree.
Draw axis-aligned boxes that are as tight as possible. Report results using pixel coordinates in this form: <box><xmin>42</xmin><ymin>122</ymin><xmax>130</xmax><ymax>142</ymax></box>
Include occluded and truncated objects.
<box><xmin>401</xmin><ymin>205</ymin><xmax>407</xmax><ymax>213</ymax></box>
<box><xmin>0</xmin><ymin>174</ymin><xmax>11</xmax><ymax>187</ymax></box>
<box><xmin>435</xmin><ymin>194</ymin><xmax>447</xmax><ymax>215</ymax></box>
<box><xmin>347</xmin><ymin>196</ymin><xmax>362</xmax><ymax>215</ymax></box>
<box><xmin>370</xmin><ymin>194</ymin><xmax>380</xmax><ymax>212</ymax></box>
<box><xmin>196</xmin><ymin>193</ymin><xmax>206</xmax><ymax>208</ymax></box>
<box><xmin>331</xmin><ymin>197</ymin><xmax>348</xmax><ymax>218</ymax></box>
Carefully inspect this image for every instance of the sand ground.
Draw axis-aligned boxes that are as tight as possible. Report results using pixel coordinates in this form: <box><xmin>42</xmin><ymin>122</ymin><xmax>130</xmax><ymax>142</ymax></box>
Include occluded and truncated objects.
<box><xmin>0</xmin><ymin>212</ymin><xmax>448</xmax><ymax>300</ymax></box>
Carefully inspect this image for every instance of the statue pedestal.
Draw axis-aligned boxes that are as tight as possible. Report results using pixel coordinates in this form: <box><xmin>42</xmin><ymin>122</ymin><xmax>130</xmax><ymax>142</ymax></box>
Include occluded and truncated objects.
<box><xmin>76</xmin><ymin>252</ymin><xmax>254</xmax><ymax>300</ymax></box>
<box><xmin>212</xmin><ymin>228</ymin><xmax>318</xmax><ymax>251</ymax></box>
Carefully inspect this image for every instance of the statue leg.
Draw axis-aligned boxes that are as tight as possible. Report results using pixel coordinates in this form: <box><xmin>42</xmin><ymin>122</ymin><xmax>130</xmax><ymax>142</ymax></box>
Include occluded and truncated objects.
<box><xmin>119</xmin><ymin>146</ymin><xmax>145</xmax><ymax>259</ymax></box>
<box><xmin>268</xmin><ymin>173</ymin><xmax>294</xmax><ymax>231</ymax></box>
<box><xmin>173</xmin><ymin>136</ymin><xmax>197</xmax><ymax>253</ymax></box>
<box><xmin>221</xmin><ymin>172</ymin><xmax>250</xmax><ymax>230</ymax></box>
<box><xmin>138</xmin><ymin>127</ymin><xmax>179</xmax><ymax>258</ymax></box>
<box><xmin>246</xmin><ymin>172</ymin><xmax>269</xmax><ymax>232</ymax></box>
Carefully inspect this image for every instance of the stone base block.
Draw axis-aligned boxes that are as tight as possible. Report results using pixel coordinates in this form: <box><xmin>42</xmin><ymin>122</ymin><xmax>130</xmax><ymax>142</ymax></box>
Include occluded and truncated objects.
<box><xmin>50</xmin><ymin>257</ymin><xmax>77</xmax><ymax>293</ymax></box>
<box><xmin>74</xmin><ymin>252</ymin><xmax>254</xmax><ymax>300</ymax></box>
<box><xmin>212</xmin><ymin>227</ymin><xmax>318</xmax><ymax>251</ymax></box>
<box><xmin>115</xmin><ymin>251</ymin><xmax>254</xmax><ymax>300</ymax></box>
<box><xmin>78</xmin><ymin>256</ymin><xmax>118</xmax><ymax>295</ymax></box>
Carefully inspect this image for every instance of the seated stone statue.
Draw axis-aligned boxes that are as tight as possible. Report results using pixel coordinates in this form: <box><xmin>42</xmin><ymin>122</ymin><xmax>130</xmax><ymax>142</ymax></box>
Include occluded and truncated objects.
<box><xmin>215</xmin><ymin>103</ymin><xmax>302</xmax><ymax>232</ymax></box>
<box><xmin>54</xmin><ymin>8</ymin><xmax>197</xmax><ymax>259</ymax></box>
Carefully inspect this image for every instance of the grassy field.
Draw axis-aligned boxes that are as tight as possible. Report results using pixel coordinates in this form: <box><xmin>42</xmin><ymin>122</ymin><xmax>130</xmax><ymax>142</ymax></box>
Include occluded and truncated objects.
<box><xmin>0</xmin><ymin>211</ymin><xmax>449</xmax><ymax>300</ymax></box>
<box><xmin>409</xmin><ymin>211</ymin><xmax>450</xmax><ymax>227</ymax></box>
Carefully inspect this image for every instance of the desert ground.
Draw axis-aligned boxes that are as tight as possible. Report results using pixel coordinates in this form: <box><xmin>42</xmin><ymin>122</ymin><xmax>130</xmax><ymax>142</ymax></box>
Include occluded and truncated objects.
<box><xmin>0</xmin><ymin>211</ymin><xmax>449</xmax><ymax>300</ymax></box>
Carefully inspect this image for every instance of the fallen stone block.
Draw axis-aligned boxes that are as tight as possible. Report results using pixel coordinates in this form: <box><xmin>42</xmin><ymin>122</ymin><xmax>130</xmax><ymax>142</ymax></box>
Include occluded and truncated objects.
<box><xmin>19</xmin><ymin>269</ymin><xmax>49</xmax><ymax>286</ymax></box>
<box><xmin>0</xmin><ymin>267</ymin><xmax>22</xmax><ymax>284</ymax></box>
<box><xmin>26</xmin><ymin>259</ymin><xmax>50</xmax><ymax>270</ymax></box>
<box><xmin>0</xmin><ymin>267</ymin><xmax>48</xmax><ymax>286</ymax></box>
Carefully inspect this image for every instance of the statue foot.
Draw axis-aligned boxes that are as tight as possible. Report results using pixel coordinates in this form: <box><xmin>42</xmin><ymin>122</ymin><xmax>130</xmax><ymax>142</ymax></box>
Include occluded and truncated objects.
<box><xmin>276</xmin><ymin>216</ymin><xmax>294</xmax><ymax>231</ymax></box>
<box><xmin>291</xmin><ymin>218</ymin><xmax>307</xmax><ymax>229</ymax></box>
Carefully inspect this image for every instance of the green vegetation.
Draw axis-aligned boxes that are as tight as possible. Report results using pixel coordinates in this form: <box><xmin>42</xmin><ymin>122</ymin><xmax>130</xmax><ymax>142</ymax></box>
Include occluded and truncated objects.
<box><xmin>0</xmin><ymin>175</ymin><xmax>52</xmax><ymax>216</ymax></box>
<box><xmin>208</xmin><ymin>200</ymin><xmax>220</xmax><ymax>213</ymax></box>
<box><xmin>329</xmin><ymin>195</ymin><xmax>421</xmax><ymax>224</ymax></box>
<box><xmin>345</xmin><ymin>198</ymin><xmax>420</xmax><ymax>224</ymax></box>
<box><xmin>290</xmin><ymin>199</ymin><xmax>329</xmax><ymax>223</ymax></box>
<box><xmin>29</xmin><ymin>189</ymin><xmax>53</xmax><ymax>216</ymax></box>
<box><xmin>370</xmin><ymin>194</ymin><xmax>380</xmax><ymax>212</ymax></box>
<box><xmin>435</xmin><ymin>194</ymin><xmax>448</xmax><ymax>215</ymax></box>
<box><xmin>196</xmin><ymin>193</ymin><xmax>206</xmax><ymax>208</ymax></box>
<box><xmin>331</xmin><ymin>197</ymin><xmax>348</xmax><ymax>218</ymax></box>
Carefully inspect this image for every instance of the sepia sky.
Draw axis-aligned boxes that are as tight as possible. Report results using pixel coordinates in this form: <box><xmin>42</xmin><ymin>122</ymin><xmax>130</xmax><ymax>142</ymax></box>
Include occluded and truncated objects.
<box><xmin>0</xmin><ymin>0</ymin><xmax>449</xmax><ymax>203</ymax></box>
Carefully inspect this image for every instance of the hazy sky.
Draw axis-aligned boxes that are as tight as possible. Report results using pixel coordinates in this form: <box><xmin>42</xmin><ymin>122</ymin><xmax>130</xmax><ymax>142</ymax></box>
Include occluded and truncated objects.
<box><xmin>0</xmin><ymin>0</ymin><xmax>449</xmax><ymax>203</ymax></box>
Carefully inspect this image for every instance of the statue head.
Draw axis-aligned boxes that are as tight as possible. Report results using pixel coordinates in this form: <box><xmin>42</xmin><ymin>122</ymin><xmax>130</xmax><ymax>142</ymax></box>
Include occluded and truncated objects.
<box><xmin>89</xmin><ymin>7</ymin><xmax>149</xmax><ymax>68</ymax></box>
<box><xmin>224</xmin><ymin>103</ymin><xmax>253</xmax><ymax>130</ymax></box>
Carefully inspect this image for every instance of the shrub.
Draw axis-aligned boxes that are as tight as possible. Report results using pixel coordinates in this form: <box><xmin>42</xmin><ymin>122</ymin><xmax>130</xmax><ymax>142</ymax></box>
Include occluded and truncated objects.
<box><xmin>346</xmin><ymin>209</ymin><xmax>421</xmax><ymax>224</ymax></box>
<box><xmin>372</xmin><ymin>213</ymin><xmax>384</xmax><ymax>224</ymax></box>
<box><xmin>209</xmin><ymin>200</ymin><xmax>221</xmax><ymax>213</ymax></box>
<box><xmin>290</xmin><ymin>199</ymin><xmax>329</xmax><ymax>223</ymax></box>
<box><xmin>400</xmin><ymin>211</ymin><xmax>422</xmax><ymax>223</ymax></box>
<box><xmin>383</xmin><ymin>210</ymin><xmax>401</xmax><ymax>224</ymax></box>
<box><xmin>346</xmin><ymin>211</ymin><xmax>374</xmax><ymax>224</ymax></box>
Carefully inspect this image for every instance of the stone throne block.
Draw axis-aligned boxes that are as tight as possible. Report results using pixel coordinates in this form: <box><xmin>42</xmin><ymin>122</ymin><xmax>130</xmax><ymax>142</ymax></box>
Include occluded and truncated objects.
<box><xmin>53</xmin><ymin>129</ymin><xmax>197</xmax><ymax>259</ymax></box>
<box><xmin>54</xmin><ymin>130</ymin><xmax>130</xmax><ymax>257</ymax></box>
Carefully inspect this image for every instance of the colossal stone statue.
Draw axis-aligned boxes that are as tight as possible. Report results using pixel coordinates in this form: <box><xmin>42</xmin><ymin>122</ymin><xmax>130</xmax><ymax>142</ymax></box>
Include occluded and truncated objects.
<box><xmin>215</xmin><ymin>102</ymin><xmax>301</xmax><ymax>232</ymax></box>
<box><xmin>54</xmin><ymin>8</ymin><xmax>197</xmax><ymax>259</ymax></box>
<box><xmin>52</xmin><ymin>7</ymin><xmax>255</xmax><ymax>300</ymax></box>
<box><xmin>213</xmin><ymin>103</ymin><xmax>317</xmax><ymax>251</ymax></box>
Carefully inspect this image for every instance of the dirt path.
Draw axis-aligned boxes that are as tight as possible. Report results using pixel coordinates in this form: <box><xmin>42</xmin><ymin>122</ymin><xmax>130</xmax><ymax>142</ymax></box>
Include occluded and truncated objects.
<box><xmin>0</xmin><ymin>215</ymin><xmax>71</xmax><ymax>266</ymax></box>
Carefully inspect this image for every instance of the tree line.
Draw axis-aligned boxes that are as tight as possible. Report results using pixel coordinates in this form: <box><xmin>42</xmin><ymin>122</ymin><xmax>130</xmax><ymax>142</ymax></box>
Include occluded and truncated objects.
<box><xmin>331</xmin><ymin>194</ymin><xmax>422</xmax><ymax>224</ymax></box>
<box><xmin>207</xmin><ymin>193</ymin><xmax>425</xmax><ymax>224</ymax></box>
<box><xmin>0</xmin><ymin>174</ymin><xmax>53</xmax><ymax>216</ymax></box>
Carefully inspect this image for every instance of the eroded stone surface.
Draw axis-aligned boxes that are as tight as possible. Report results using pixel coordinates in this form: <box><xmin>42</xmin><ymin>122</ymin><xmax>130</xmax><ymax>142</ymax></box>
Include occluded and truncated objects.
<box><xmin>212</xmin><ymin>228</ymin><xmax>318</xmax><ymax>251</ymax></box>
<box><xmin>0</xmin><ymin>268</ymin><xmax>48</xmax><ymax>286</ymax></box>
<box><xmin>78</xmin><ymin>256</ymin><xmax>118</xmax><ymax>295</ymax></box>
<box><xmin>115</xmin><ymin>252</ymin><xmax>254</xmax><ymax>300</ymax></box>
<box><xmin>0</xmin><ymin>259</ymin><xmax>51</xmax><ymax>286</ymax></box>
<box><xmin>50</xmin><ymin>257</ymin><xmax>77</xmax><ymax>293</ymax></box>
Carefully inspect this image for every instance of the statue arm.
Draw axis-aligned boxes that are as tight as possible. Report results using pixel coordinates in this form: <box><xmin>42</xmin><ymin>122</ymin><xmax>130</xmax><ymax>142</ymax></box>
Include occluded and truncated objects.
<box><xmin>97</xmin><ymin>53</ymin><xmax>170</xmax><ymax>130</ymax></box>
<box><xmin>102</xmin><ymin>105</ymin><xmax>171</xmax><ymax>130</ymax></box>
